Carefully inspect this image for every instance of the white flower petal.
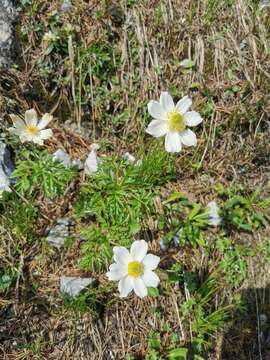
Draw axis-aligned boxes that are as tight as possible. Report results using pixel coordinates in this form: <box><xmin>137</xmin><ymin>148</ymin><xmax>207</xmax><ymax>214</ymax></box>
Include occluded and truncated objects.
<box><xmin>118</xmin><ymin>276</ymin><xmax>134</xmax><ymax>298</ymax></box>
<box><xmin>106</xmin><ymin>263</ymin><xmax>127</xmax><ymax>281</ymax></box>
<box><xmin>52</xmin><ymin>149</ymin><xmax>71</xmax><ymax>167</ymax></box>
<box><xmin>84</xmin><ymin>150</ymin><xmax>98</xmax><ymax>175</ymax></box>
<box><xmin>184</xmin><ymin>111</ymin><xmax>203</xmax><ymax>127</ymax></box>
<box><xmin>8</xmin><ymin>127</ymin><xmax>23</xmax><ymax>136</ymax></box>
<box><xmin>176</xmin><ymin>96</ymin><xmax>192</xmax><ymax>114</ymax></box>
<box><xmin>10</xmin><ymin>115</ymin><xmax>25</xmax><ymax>129</ymax></box>
<box><xmin>123</xmin><ymin>152</ymin><xmax>136</xmax><ymax>163</ymax></box>
<box><xmin>18</xmin><ymin>134</ymin><xmax>28</xmax><ymax>143</ymax></box>
<box><xmin>113</xmin><ymin>247</ymin><xmax>131</xmax><ymax>265</ymax></box>
<box><xmin>142</xmin><ymin>270</ymin><xmax>160</xmax><ymax>288</ymax></box>
<box><xmin>207</xmin><ymin>201</ymin><xmax>221</xmax><ymax>226</ymax></box>
<box><xmin>143</xmin><ymin>254</ymin><xmax>160</xmax><ymax>271</ymax></box>
<box><xmin>32</xmin><ymin>136</ymin><xmax>44</xmax><ymax>145</ymax></box>
<box><xmin>89</xmin><ymin>143</ymin><xmax>100</xmax><ymax>151</ymax></box>
<box><xmin>147</xmin><ymin>100</ymin><xmax>166</xmax><ymax>119</ymax></box>
<box><xmin>160</xmin><ymin>92</ymin><xmax>175</xmax><ymax>112</ymax></box>
<box><xmin>146</xmin><ymin>120</ymin><xmax>168</xmax><ymax>138</ymax></box>
<box><xmin>39</xmin><ymin>128</ymin><xmax>53</xmax><ymax>141</ymax></box>
<box><xmin>38</xmin><ymin>113</ymin><xmax>53</xmax><ymax>129</ymax></box>
<box><xmin>165</xmin><ymin>131</ymin><xmax>182</xmax><ymax>153</ymax></box>
<box><xmin>133</xmin><ymin>277</ymin><xmax>148</xmax><ymax>298</ymax></box>
<box><xmin>130</xmin><ymin>240</ymin><xmax>148</xmax><ymax>261</ymax></box>
<box><xmin>25</xmin><ymin>109</ymin><xmax>38</xmax><ymax>126</ymax></box>
<box><xmin>179</xmin><ymin>129</ymin><xmax>197</xmax><ymax>147</ymax></box>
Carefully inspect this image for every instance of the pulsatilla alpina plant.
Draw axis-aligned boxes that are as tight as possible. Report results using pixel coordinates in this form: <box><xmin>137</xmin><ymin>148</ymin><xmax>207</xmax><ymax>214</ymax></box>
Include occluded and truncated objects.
<box><xmin>146</xmin><ymin>92</ymin><xmax>203</xmax><ymax>153</ymax></box>
<box><xmin>159</xmin><ymin>192</ymin><xmax>211</xmax><ymax>248</ymax></box>
<box><xmin>12</xmin><ymin>149</ymin><xmax>77</xmax><ymax>198</ymax></box>
<box><xmin>9</xmin><ymin>109</ymin><xmax>53</xmax><ymax>145</ymax></box>
<box><xmin>76</xmin><ymin>146</ymin><xmax>176</xmax><ymax>228</ymax></box>
<box><xmin>216</xmin><ymin>184</ymin><xmax>270</xmax><ymax>232</ymax></box>
<box><xmin>107</xmin><ymin>240</ymin><xmax>160</xmax><ymax>298</ymax></box>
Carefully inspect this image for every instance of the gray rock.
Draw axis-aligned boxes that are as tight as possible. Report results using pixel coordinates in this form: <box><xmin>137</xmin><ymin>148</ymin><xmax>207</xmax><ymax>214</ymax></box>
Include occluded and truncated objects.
<box><xmin>0</xmin><ymin>140</ymin><xmax>14</xmax><ymax>178</ymax></box>
<box><xmin>260</xmin><ymin>314</ymin><xmax>268</xmax><ymax>325</ymax></box>
<box><xmin>159</xmin><ymin>239</ymin><xmax>168</xmax><ymax>252</ymax></box>
<box><xmin>46</xmin><ymin>218</ymin><xmax>75</xmax><ymax>248</ymax></box>
<box><xmin>173</xmin><ymin>229</ymin><xmax>184</xmax><ymax>247</ymax></box>
<box><xmin>0</xmin><ymin>0</ymin><xmax>19</xmax><ymax>68</ymax></box>
<box><xmin>260</xmin><ymin>0</ymin><xmax>270</xmax><ymax>8</ymax></box>
<box><xmin>239</xmin><ymin>39</ymin><xmax>247</xmax><ymax>50</ymax></box>
<box><xmin>60</xmin><ymin>276</ymin><xmax>96</xmax><ymax>298</ymax></box>
<box><xmin>61</xmin><ymin>0</ymin><xmax>72</xmax><ymax>12</ymax></box>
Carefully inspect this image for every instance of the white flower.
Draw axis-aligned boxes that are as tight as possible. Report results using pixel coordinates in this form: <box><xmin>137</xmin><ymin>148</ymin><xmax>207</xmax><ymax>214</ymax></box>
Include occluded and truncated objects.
<box><xmin>0</xmin><ymin>166</ymin><xmax>11</xmax><ymax>197</ymax></box>
<box><xmin>53</xmin><ymin>149</ymin><xmax>72</xmax><ymax>167</ymax></box>
<box><xmin>123</xmin><ymin>152</ymin><xmax>142</xmax><ymax>166</ymax></box>
<box><xmin>53</xmin><ymin>149</ymin><xmax>83</xmax><ymax>169</ymax></box>
<box><xmin>207</xmin><ymin>200</ymin><xmax>221</xmax><ymax>226</ymax></box>
<box><xmin>84</xmin><ymin>143</ymin><xmax>100</xmax><ymax>175</ymax></box>
<box><xmin>146</xmin><ymin>91</ymin><xmax>203</xmax><ymax>153</ymax></box>
<box><xmin>123</xmin><ymin>152</ymin><xmax>136</xmax><ymax>163</ymax></box>
<box><xmin>9</xmin><ymin>109</ymin><xmax>53</xmax><ymax>145</ymax></box>
<box><xmin>106</xmin><ymin>240</ymin><xmax>160</xmax><ymax>299</ymax></box>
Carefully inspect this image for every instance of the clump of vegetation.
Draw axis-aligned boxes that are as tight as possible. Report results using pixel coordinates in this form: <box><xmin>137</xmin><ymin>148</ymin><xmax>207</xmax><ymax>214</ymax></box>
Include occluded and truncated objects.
<box><xmin>76</xmin><ymin>145</ymin><xmax>176</xmax><ymax>270</ymax></box>
<box><xmin>12</xmin><ymin>149</ymin><xmax>77</xmax><ymax>198</ymax></box>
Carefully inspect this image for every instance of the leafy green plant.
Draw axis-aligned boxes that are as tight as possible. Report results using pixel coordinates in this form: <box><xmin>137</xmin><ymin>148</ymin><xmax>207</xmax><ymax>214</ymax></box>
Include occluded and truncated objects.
<box><xmin>161</xmin><ymin>192</ymin><xmax>210</xmax><ymax>248</ymax></box>
<box><xmin>214</xmin><ymin>237</ymin><xmax>249</xmax><ymax>288</ymax></box>
<box><xmin>79</xmin><ymin>225</ymin><xmax>111</xmax><ymax>271</ymax></box>
<box><xmin>2</xmin><ymin>194</ymin><xmax>38</xmax><ymax>241</ymax></box>
<box><xmin>168</xmin><ymin>347</ymin><xmax>188</xmax><ymax>360</ymax></box>
<box><xmin>77</xmin><ymin>147</ymin><xmax>175</xmax><ymax>270</ymax></box>
<box><xmin>63</xmin><ymin>283</ymin><xmax>116</xmax><ymax>314</ymax></box>
<box><xmin>13</xmin><ymin>149</ymin><xmax>77</xmax><ymax>199</ymax></box>
<box><xmin>180</xmin><ymin>274</ymin><xmax>233</xmax><ymax>354</ymax></box>
<box><xmin>76</xmin><ymin>147</ymin><xmax>175</xmax><ymax>229</ymax></box>
<box><xmin>0</xmin><ymin>269</ymin><xmax>17</xmax><ymax>293</ymax></box>
<box><xmin>216</xmin><ymin>184</ymin><xmax>270</xmax><ymax>232</ymax></box>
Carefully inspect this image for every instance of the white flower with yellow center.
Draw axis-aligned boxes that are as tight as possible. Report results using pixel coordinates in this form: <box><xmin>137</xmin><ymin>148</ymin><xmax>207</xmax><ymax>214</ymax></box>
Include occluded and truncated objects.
<box><xmin>106</xmin><ymin>240</ymin><xmax>160</xmax><ymax>299</ymax></box>
<box><xmin>9</xmin><ymin>109</ymin><xmax>53</xmax><ymax>145</ymax></box>
<box><xmin>146</xmin><ymin>91</ymin><xmax>203</xmax><ymax>153</ymax></box>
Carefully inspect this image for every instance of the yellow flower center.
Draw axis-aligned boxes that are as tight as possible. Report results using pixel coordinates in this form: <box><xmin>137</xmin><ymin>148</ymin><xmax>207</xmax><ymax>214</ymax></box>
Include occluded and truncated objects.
<box><xmin>167</xmin><ymin>111</ymin><xmax>186</xmax><ymax>132</ymax></box>
<box><xmin>25</xmin><ymin>125</ymin><xmax>39</xmax><ymax>136</ymax></box>
<box><xmin>127</xmin><ymin>261</ymin><xmax>144</xmax><ymax>278</ymax></box>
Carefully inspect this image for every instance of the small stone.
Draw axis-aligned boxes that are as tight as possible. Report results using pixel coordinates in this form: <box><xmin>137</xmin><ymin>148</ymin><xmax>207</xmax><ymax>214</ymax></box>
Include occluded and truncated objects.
<box><xmin>260</xmin><ymin>314</ymin><xmax>268</xmax><ymax>325</ymax></box>
<box><xmin>173</xmin><ymin>234</ymin><xmax>180</xmax><ymax>247</ymax></box>
<box><xmin>61</xmin><ymin>0</ymin><xmax>72</xmax><ymax>12</ymax></box>
<box><xmin>0</xmin><ymin>0</ymin><xmax>19</xmax><ymax>68</ymax></box>
<box><xmin>46</xmin><ymin>218</ymin><xmax>74</xmax><ymax>248</ymax></box>
<box><xmin>60</xmin><ymin>276</ymin><xmax>96</xmax><ymax>298</ymax></box>
<box><xmin>260</xmin><ymin>0</ymin><xmax>270</xmax><ymax>9</ymax></box>
<box><xmin>159</xmin><ymin>239</ymin><xmax>168</xmax><ymax>252</ymax></box>
<box><xmin>0</xmin><ymin>140</ymin><xmax>14</xmax><ymax>178</ymax></box>
<box><xmin>239</xmin><ymin>39</ymin><xmax>247</xmax><ymax>50</ymax></box>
